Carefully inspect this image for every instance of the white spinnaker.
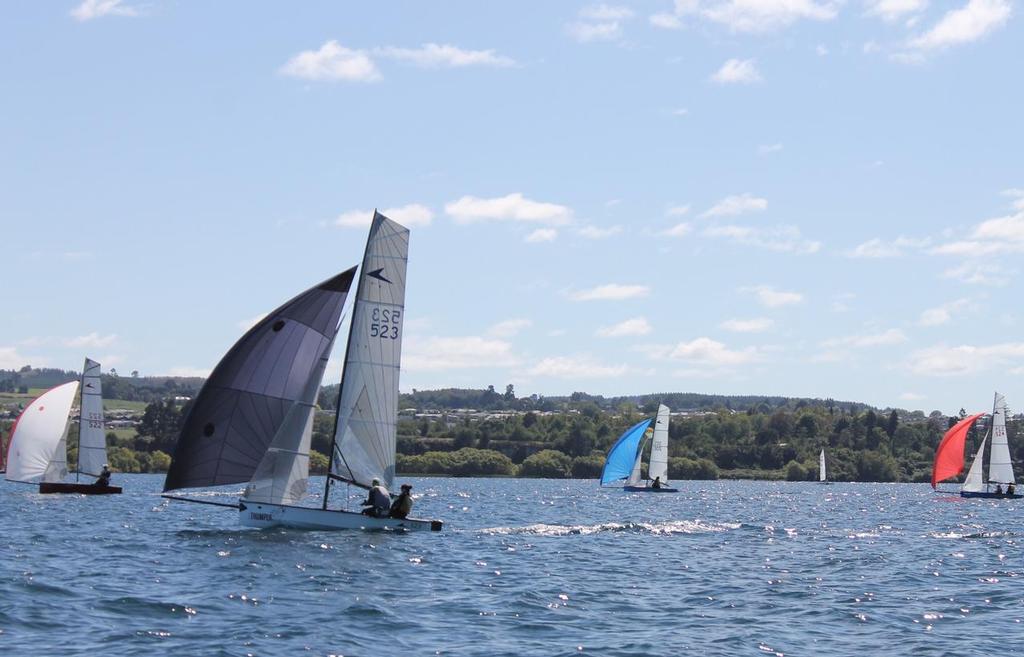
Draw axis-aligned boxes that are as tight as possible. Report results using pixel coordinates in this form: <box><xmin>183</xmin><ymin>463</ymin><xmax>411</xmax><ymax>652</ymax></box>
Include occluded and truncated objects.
<box><xmin>245</xmin><ymin>337</ymin><xmax>335</xmax><ymax>505</ymax></box>
<box><xmin>988</xmin><ymin>392</ymin><xmax>1015</xmax><ymax>485</ymax></box>
<box><xmin>962</xmin><ymin>434</ymin><xmax>988</xmax><ymax>493</ymax></box>
<box><xmin>78</xmin><ymin>358</ymin><xmax>107</xmax><ymax>477</ymax></box>
<box><xmin>819</xmin><ymin>449</ymin><xmax>826</xmax><ymax>482</ymax></box>
<box><xmin>648</xmin><ymin>404</ymin><xmax>670</xmax><ymax>483</ymax></box>
<box><xmin>331</xmin><ymin>213</ymin><xmax>409</xmax><ymax>491</ymax></box>
<box><xmin>5</xmin><ymin>381</ymin><xmax>78</xmax><ymax>483</ymax></box>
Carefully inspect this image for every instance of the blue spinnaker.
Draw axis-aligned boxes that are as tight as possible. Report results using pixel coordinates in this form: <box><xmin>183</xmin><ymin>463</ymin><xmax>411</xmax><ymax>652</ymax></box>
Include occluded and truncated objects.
<box><xmin>600</xmin><ymin>419</ymin><xmax>653</xmax><ymax>486</ymax></box>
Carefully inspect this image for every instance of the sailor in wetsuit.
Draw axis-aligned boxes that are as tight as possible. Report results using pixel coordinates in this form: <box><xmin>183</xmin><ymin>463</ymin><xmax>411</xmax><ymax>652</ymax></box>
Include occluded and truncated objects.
<box><xmin>651</xmin><ymin>476</ymin><xmax>662</xmax><ymax>490</ymax></box>
<box><xmin>96</xmin><ymin>464</ymin><xmax>111</xmax><ymax>487</ymax></box>
<box><xmin>390</xmin><ymin>484</ymin><xmax>414</xmax><ymax>519</ymax></box>
<box><xmin>361</xmin><ymin>478</ymin><xmax>391</xmax><ymax>517</ymax></box>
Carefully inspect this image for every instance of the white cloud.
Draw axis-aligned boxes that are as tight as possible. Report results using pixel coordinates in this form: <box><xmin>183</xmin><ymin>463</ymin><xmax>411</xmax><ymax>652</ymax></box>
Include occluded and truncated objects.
<box><xmin>445</xmin><ymin>193</ymin><xmax>572</xmax><ymax>225</ymax></box>
<box><xmin>650</xmin><ymin>12</ymin><xmax>685</xmax><ymax>28</ymax></box>
<box><xmin>488</xmin><ymin>319</ymin><xmax>532</xmax><ymax>338</ymax></box>
<box><xmin>711</xmin><ymin>58</ymin><xmax>762</xmax><ymax>84</ymax></box>
<box><xmin>900</xmin><ymin>391</ymin><xmax>926</xmax><ymax>401</ymax></box>
<box><xmin>70</xmin><ymin>0</ymin><xmax>138</xmax><ymax>21</ymax></box>
<box><xmin>908</xmin><ymin>0</ymin><xmax>1011</xmax><ymax>51</ymax></box>
<box><xmin>942</xmin><ymin>262</ymin><xmax>1011</xmax><ymax>286</ymax></box>
<box><xmin>528</xmin><ymin>355</ymin><xmax>628</xmax><ymax>378</ymax></box>
<box><xmin>662</xmin><ymin>222</ymin><xmax>692</xmax><ymax>237</ymax></box>
<box><xmin>404</xmin><ymin>336</ymin><xmax>520</xmax><ymax>371</ymax></box>
<box><xmin>525</xmin><ymin>228</ymin><xmax>558</xmax><ymax>243</ymax></box>
<box><xmin>919</xmin><ymin>298</ymin><xmax>970</xmax><ymax>326</ymax></box>
<box><xmin>704</xmin><ymin>224</ymin><xmax>820</xmax><ymax>253</ymax></box>
<box><xmin>671</xmin><ymin>107</ymin><xmax>689</xmax><ymax>116</ymax></box>
<box><xmin>816</xmin><ymin>44</ymin><xmax>829</xmax><ymax>56</ymax></box>
<box><xmin>596</xmin><ymin>317</ymin><xmax>653</xmax><ymax>337</ymax></box>
<box><xmin>931</xmin><ymin>195</ymin><xmax>1024</xmax><ymax>257</ymax></box>
<box><xmin>669</xmin><ymin>337</ymin><xmax>760</xmax><ymax>365</ymax></box>
<box><xmin>694</xmin><ymin>0</ymin><xmax>839</xmax><ymax>32</ymax></box>
<box><xmin>907</xmin><ymin>342</ymin><xmax>1024</xmax><ymax>376</ymax></box>
<box><xmin>334</xmin><ymin>204</ymin><xmax>435</xmax><ymax>228</ymax></box>
<box><xmin>374</xmin><ymin>43</ymin><xmax>515</xmax><ymax>68</ymax></box>
<box><xmin>0</xmin><ymin>347</ymin><xmax>41</xmax><ymax>370</ymax></box>
<box><xmin>743</xmin><ymin>285</ymin><xmax>803</xmax><ymax>307</ymax></box>
<box><xmin>846</xmin><ymin>236</ymin><xmax>929</xmax><ymax>258</ymax></box>
<box><xmin>569</xmin><ymin>284</ymin><xmax>651</xmax><ymax>301</ymax></box>
<box><xmin>280</xmin><ymin>41</ymin><xmax>381</xmax><ymax>82</ymax></box>
<box><xmin>822</xmin><ymin>328</ymin><xmax>908</xmax><ymax>348</ymax></box>
<box><xmin>578</xmin><ymin>225</ymin><xmax>623</xmax><ymax>239</ymax></box>
<box><xmin>865</xmin><ymin>0</ymin><xmax>928</xmax><ymax>22</ymax></box>
<box><xmin>758</xmin><ymin>143</ymin><xmax>783</xmax><ymax>155</ymax></box>
<box><xmin>168</xmin><ymin>366</ymin><xmax>213</xmax><ymax>378</ymax></box>
<box><xmin>720</xmin><ymin>317</ymin><xmax>774</xmax><ymax>333</ymax></box>
<box><xmin>581</xmin><ymin>4</ymin><xmax>635</xmax><ymax>20</ymax></box>
<box><xmin>701</xmin><ymin>193</ymin><xmax>767</xmax><ymax>217</ymax></box>
<box><xmin>567</xmin><ymin>21</ymin><xmax>624</xmax><ymax>41</ymax></box>
<box><xmin>667</xmin><ymin>204</ymin><xmax>691</xmax><ymax>216</ymax></box>
<box><xmin>64</xmin><ymin>333</ymin><xmax>118</xmax><ymax>349</ymax></box>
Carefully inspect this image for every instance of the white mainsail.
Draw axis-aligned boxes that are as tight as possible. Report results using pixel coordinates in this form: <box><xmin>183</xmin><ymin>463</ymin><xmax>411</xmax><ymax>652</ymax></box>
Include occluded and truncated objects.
<box><xmin>5</xmin><ymin>382</ymin><xmax>79</xmax><ymax>484</ymax></box>
<box><xmin>77</xmin><ymin>358</ymin><xmax>107</xmax><ymax>477</ymax></box>
<box><xmin>819</xmin><ymin>449</ymin><xmax>826</xmax><ymax>482</ymax></box>
<box><xmin>329</xmin><ymin>212</ymin><xmax>409</xmax><ymax>491</ymax></box>
<box><xmin>626</xmin><ymin>431</ymin><xmax>648</xmax><ymax>486</ymax></box>
<box><xmin>962</xmin><ymin>434</ymin><xmax>988</xmax><ymax>493</ymax></box>
<box><xmin>648</xmin><ymin>404</ymin><xmax>670</xmax><ymax>483</ymax></box>
<box><xmin>988</xmin><ymin>392</ymin><xmax>1014</xmax><ymax>485</ymax></box>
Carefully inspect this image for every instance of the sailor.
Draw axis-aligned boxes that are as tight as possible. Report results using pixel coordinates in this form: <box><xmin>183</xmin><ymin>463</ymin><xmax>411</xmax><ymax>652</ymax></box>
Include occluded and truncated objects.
<box><xmin>390</xmin><ymin>484</ymin><xmax>414</xmax><ymax>519</ymax></box>
<box><xmin>361</xmin><ymin>478</ymin><xmax>390</xmax><ymax>517</ymax></box>
<box><xmin>651</xmin><ymin>476</ymin><xmax>662</xmax><ymax>490</ymax></box>
<box><xmin>96</xmin><ymin>464</ymin><xmax>111</xmax><ymax>487</ymax></box>
<box><xmin>995</xmin><ymin>484</ymin><xmax>1003</xmax><ymax>495</ymax></box>
<box><xmin>1008</xmin><ymin>483</ymin><xmax>1016</xmax><ymax>496</ymax></box>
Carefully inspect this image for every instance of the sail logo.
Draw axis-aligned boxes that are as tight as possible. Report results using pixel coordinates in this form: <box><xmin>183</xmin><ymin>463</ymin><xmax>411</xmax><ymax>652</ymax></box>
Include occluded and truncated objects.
<box><xmin>370</xmin><ymin>307</ymin><xmax>401</xmax><ymax>340</ymax></box>
<box><xmin>368</xmin><ymin>268</ymin><xmax>392</xmax><ymax>284</ymax></box>
<box><xmin>249</xmin><ymin>512</ymin><xmax>274</xmax><ymax>522</ymax></box>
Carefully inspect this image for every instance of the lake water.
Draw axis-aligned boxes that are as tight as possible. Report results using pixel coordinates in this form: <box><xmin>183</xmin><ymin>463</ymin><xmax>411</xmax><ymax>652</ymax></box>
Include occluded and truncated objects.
<box><xmin>1</xmin><ymin>475</ymin><xmax>1021</xmax><ymax>656</ymax></box>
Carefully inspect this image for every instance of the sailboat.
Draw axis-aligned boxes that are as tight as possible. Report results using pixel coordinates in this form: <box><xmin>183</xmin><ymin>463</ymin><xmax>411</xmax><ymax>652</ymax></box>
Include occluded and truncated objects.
<box><xmin>162</xmin><ymin>211</ymin><xmax>442</xmax><ymax>531</ymax></box>
<box><xmin>601</xmin><ymin>404</ymin><xmax>678</xmax><ymax>492</ymax></box>
<box><xmin>932</xmin><ymin>392</ymin><xmax>1019</xmax><ymax>498</ymax></box>
<box><xmin>819</xmin><ymin>448</ymin><xmax>830</xmax><ymax>484</ymax></box>
<box><xmin>5</xmin><ymin>359</ymin><xmax>121</xmax><ymax>495</ymax></box>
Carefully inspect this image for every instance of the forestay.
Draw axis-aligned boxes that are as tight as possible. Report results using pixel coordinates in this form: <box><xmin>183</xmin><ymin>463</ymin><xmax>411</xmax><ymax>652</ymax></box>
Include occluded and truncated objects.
<box><xmin>164</xmin><ymin>268</ymin><xmax>356</xmax><ymax>492</ymax></box>
<box><xmin>5</xmin><ymin>382</ymin><xmax>79</xmax><ymax>484</ymax></box>
<box><xmin>78</xmin><ymin>358</ymin><xmax>107</xmax><ymax>477</ymax></box>
<box><xmin>988</xmin><ymin>392</ymin><xmax>1014</xmax><ymax>485</ymax></box>
<box><xmin>600</xmin><ymin>419</ymin><xmax>653</xmax><ymax>486</ymax></box>
<box><xmin>329</xmin><ymin>212</ymin><xmax>409</xmax><ymax>491</ymax></box>
<box><xmin>648</xmin><ymin>404</ymin><xmax>670</xmax><ymax>483</ymax></box>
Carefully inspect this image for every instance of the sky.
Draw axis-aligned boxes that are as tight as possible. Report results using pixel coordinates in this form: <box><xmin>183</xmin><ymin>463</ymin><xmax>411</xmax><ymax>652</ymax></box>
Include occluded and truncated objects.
<box><xmin>1</xmin><ymin>0</ymin><xmax>1022</xmax><ymax>415</ymax></box>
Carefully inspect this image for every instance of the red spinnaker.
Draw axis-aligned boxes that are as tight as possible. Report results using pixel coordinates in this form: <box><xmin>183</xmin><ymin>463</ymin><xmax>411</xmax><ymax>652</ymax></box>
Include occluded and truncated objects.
<box><xmin>931</xmin><ymin>412</ymin><xmax>986</xmax><ymax>489</ymax></box>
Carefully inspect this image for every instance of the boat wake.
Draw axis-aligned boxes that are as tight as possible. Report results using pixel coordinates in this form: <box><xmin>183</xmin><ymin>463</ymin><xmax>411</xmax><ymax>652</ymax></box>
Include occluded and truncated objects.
<box><xmin>478</xmin><ymin>519</ymin><xmax>741</xmax><ymax>537</ymax></box>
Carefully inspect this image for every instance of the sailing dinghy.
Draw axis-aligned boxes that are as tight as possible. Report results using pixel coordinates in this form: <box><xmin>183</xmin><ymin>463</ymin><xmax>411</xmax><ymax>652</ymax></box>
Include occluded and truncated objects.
<box><xmin>932</xmin><ymin>393</ymin><xmax>1019</xmax><ymax>498</ymax></box>
<box><xmin>5</xmin><ymin>359</ymin><xmax>121</xmax><ymax>495</ymax></box>
<box><xmin>819</xmin><ymin>448</ymin><xmax>830</xmax><ymax>484</ymax></box>
<box><xmin>163</xmin><ymin>211</ymin><xmax>442</xmax><ymax>531</ymax></box>
<box><xmin>601</xmin><ymin>404</ymin><xmax>678</xmax><ymax>492</ymax></box>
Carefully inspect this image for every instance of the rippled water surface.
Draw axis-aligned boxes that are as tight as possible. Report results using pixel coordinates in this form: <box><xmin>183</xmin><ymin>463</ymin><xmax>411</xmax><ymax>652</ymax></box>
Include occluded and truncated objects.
<box><xmin>1</xmin><ymin>476</ymin><xmax>1022</xmax><ymax>656</ymax></box>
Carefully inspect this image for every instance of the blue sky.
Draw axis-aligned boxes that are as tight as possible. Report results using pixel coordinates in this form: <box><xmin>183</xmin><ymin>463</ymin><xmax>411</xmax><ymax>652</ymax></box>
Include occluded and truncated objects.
<box><xmin>2</xmin><ymin>0</ymin><xmax>1022</xmax><ymax>414</ymax></box>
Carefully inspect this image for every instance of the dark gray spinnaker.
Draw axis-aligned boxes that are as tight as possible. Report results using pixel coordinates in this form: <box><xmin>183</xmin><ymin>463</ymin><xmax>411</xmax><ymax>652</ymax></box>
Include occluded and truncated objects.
<box><xmin>163</xmin><ymin>267</ymin><xmax>356</xmax><ymax>492</ymax></box>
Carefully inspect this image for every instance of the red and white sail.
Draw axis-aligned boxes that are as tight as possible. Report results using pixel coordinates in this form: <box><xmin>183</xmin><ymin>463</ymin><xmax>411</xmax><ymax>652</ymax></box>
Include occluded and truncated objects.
<box><xmin>931</xmin><ymin>412</ymin><xmax>986</xmax><ymax>489</ymax></box>
<box><xmin>4</xmin><ymin>382</ymin><xmax>79</xmax><ymax>484</ymax></box>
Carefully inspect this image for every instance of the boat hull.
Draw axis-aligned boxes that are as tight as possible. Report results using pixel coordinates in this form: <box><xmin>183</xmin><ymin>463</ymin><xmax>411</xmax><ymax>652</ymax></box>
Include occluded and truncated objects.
<box><xmin>623</xmin><ymin>485</ymin><xmax>678</xmax><ymax>493</ymax></box>
<box><xmin>239</xmin><ymin>501</ymin><xmax>442</xmax><ymax>531</ymax></box>
<box><xmin>39</xmin><ymin>482</ymin><xmax>122</xmax><ymax>495</ymax></box>
<box><xmin>960</xmin><ymin>491</ymin><xmax>1021</xmax><ymax>499</ymax></box>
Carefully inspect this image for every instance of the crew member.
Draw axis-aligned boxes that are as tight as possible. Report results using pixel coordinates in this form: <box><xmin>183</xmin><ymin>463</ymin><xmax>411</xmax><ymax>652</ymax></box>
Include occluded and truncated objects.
<box><xmin>361</xmin><ymin>478</ymin><xmax>390</xmax><ymax>517</ymax></box>
<box><xmin>390</xmin><ymin>484</ymin><xmax>414</xmax><ymax>519</ymax></box>
<box><xmin>96</xmin><ymin>464</ymin><xmax>111</xmax><ymax>487</ymax></box>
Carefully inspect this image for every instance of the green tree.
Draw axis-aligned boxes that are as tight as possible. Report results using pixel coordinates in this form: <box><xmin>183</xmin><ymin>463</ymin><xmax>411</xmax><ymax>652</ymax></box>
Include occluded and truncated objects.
<box><xmin>519</xmin><ymin>450</ymin><xmax>572</xmax><ymax>478</ymax></box>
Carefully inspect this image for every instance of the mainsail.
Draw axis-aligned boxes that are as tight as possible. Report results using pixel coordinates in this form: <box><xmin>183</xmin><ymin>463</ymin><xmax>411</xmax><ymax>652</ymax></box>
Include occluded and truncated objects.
<box><xmin>988</xmin><ymin>392</ymin><xmax>1014</xmax><ymax>485</ymax></box>
<box><xmin>600</xmin><ymin>419</ymin><xmax>653</xmax><ymax>486</ymax></box>
<box><xmin>164</xmin><ymin>267</ymin><xmax>356</xmax><ymax>492</ymax></box>
<box><xmin>328</xmin><ymin>212</ymin><xmax>409</xmax><ymax>493</ymax></box>
<box><xmin>819</xmin><ymin>449</ymin><xmax>826</xmax><ymax>482</ymax></box>
<box><xmin>931</xmin><ymin>412</ymin><xmax>986</xmax><ymax>489</ymax></box>
<box><xmin>5</xmin><ymin>381</ymin><xmax>79</xmax><ymax>484</ymax></box>
<box><xmin>648</xmin><ymin>404</ymin><xmax>670</xmax><ymax>483</ymax></box>
<box><xmin>77</xmin><ymin>358</ymin><xmax>107</xmax><ymax>477</ymax></box>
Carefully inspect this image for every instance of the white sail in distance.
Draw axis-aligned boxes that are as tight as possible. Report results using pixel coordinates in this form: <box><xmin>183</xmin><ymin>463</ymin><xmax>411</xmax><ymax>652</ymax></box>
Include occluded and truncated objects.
<box><xmin>648</xmin><ymin>404</ymin><xmax>670</xmax><ymax>483</ymax></box>
<box><xmin>77</xmin><ymin>358</ymin><xmax>107</xmax><ymax>477</ymax></box>
<box><xmin>819</xmin><ymin>449</ymin><xmax>826</xmax><ymax>482</ymax></box>
<box><xmin>988</xmin><ymin>392</ymin><xmax>1014</xmax><ymax>485</ymax></box>
<box><xmin>330</xmin><ymin>212</ymin><xmax>409</xmax><ymax>491</ymax></box>
<box><xmin>5</xmin><ymin>382</ymin><xmax>79</xmax><ymax>484</ymax></box>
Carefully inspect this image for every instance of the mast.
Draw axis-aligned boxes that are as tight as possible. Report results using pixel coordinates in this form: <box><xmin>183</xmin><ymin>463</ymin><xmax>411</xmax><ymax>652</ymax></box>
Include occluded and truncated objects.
<box><xmin>76</xmin><ymin>365</ymin><xmax>84</xmax><ymax>483</ymax></box>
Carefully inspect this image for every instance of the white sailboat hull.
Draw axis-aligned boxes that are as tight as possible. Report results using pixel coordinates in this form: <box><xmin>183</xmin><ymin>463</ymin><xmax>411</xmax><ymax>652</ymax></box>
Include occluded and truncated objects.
<box><xmin>239</xmin><ymin>500</ymin><xmax>442</xmax><ymax>531</ymax></box>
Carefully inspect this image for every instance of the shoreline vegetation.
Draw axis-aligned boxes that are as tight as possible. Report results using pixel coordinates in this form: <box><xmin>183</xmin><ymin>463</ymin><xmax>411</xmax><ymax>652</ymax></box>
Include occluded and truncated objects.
<box><xmin>2</xmin><ymin>368</ymin><xmax>1016</xmax><ymax>484</ymax></box>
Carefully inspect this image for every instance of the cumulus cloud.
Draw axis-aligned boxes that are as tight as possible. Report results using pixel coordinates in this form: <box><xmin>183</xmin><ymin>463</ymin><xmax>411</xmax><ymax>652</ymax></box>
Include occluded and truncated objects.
<box><xmin>488</xmin><ymin>319</ymin><xmax>532</xmax><ymax>338</ymax></box>
<box><xmin>404</xmin><ymin>336</ymin><xmax>520</xmax><ymax>371</ymax></box>
<box><xmin>942</xmin><ymin>262</ymin><xmax>1012</xmax><ymax>286</ymax></box>
<box><xmin>669</xmin><ymin>337</ymin><xmax>760</xmax><ymax>366</ymax></box>
<box><xmin>168</xmin><ymin>366</ymin><xmax>213</xmax><ymax>378</ymax></box>
<box><xmin>578</xmin><ymin>225</ymin><xmax>623</xmax><ymax>239</ymax></box>
<box><xmin>528</xmin><ymin>355</ymin><xmax>629</xmax><ymax>378</ymax></box>
<box><xmin>821</xmin><ymin>328</ymin><xmax>908</xmax><ymax>348</ymax></box>
<box><xmin>919</xmin><ymin>298</ymin><xmax>971</xmax><ymax>326</ymax></box>
<box><xmin>596</xmin><ymin>317</ymin><xmax>653</xmax><ymax>338</ymax></box>
<box><xmin>375</xmin><ymin>43</ymin><xmax>515</xmax><ymax>68</ymax></box>
<box><xmin>567</xmin><ymin>4</ymin><xmax>634</xmax><ymax>42</ymax></box>
<box><xmin>280</xmin><ymin>41</ymin><xmax>381</xmax><ymax>82</ymax></box>
<box><xmin>701</xmin><ymin>193</ymin><xmax>767</xmax><ymax>217</ymax></box>
<box><xmin>662</xmin><ymin>222</ymin><xmax>692</xmax><ymax>237</ymax></box>
<box><xmin>569</xmin><ymin>284</ymin><xmax>651</xmax><ymax>301</ymax></box>
<box><xmin>846</xmin><ymin>236</ymin><xmax>929</xmax><ymax>258</ymax></box>
<box><xmin>711</xmin><ymin>58</ymin><xmax>762</xmax><ymax>84</ymax></box>
<box><xmin>704</xmin><ymin>225</ymin><xmax>820</xmax><ymax>253</ymax></box>
<box><xmin>908</xmin><ymin>0</ymin><xmax>1011</xmax><ymax>51</ymax></box>
<box><xmin>931</xmin><ymin>194</ymin><xmax>1024</xmax><ymax>257</ymax></box>
<box><xmin>334</xmin><ymin>204</ymin><xmax>434</xmax><ymax>228</ymax></box>
<box><xmin>906</xmin><ymin>342</ymin><xmax>1024</xmax><ymax>376</ymax></box>
<box><xmin>71</xmin><ymin>0</ymin><xmax>138</xmax><ymax>21</ymax></box>
<box><xmin>0</xmin><ymin>347</ymin><xmax>40</xmax><ymax>370</ymax></box>
<box><xmin>667</xmin><ymin>204</ymin><xmax>691</xmax><ymax>216</ymax></box>
<box><xmin>658</xmin><ymin>0</ymin><xmax>839</xmax><ymax>33</ymax></box>
<box><xmin>525</xmin><ymin>228</ymin><xmax>558</xmax><ymax>243</ymax></box>
<box><xmin>445</xmin><ymin>193</ymin><xmax>572</xmax><ymax>225</ymax></box>
<box><xmin>64</xmin><ymin>333</ymin><xmax>118</xmax><ymax>349</ymax></box>
<box><xmin>865</xmin><ymin>0</ymin><xmax>929</xmax><ymax>22</ymax></box>
<box><xmin>650</xmin><ymin>12</ymin><xmax>684</xmax><ymax>28</ymax></box>
<box><xmin>720</xmin><ymin>317</ymin><xmax>774</xmax><ymax>333</ymax></box>
<box><xmin>742</xmin><ymin>285</ymin><xmax>803</xmax><ymax>307</ymax></box>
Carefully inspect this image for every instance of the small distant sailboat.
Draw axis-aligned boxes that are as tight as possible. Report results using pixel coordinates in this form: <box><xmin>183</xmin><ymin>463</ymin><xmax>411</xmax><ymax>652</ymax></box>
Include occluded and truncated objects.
<box><xmin>819</xmin><ymin>448</ymin><xmax>830</xmax><ymax>484</ymax></box>
<box><xmin>162</xmin><ymin>211</ymin><xmax>442</xmax><ymax>531</ymax></box>
<box><xmin>601</xmin><ymin>404</ymin><xmax>678</xmax><ymax>493</ymax></box>
<box><xmin>5</xmin><ymin>359</ymin><xmax>120</xmax><ymax>494</ymax></box>
<box><xmin>932</xmin><ymin>392</ymin><xmax>1019</xmax><ymax>498</ymax></box>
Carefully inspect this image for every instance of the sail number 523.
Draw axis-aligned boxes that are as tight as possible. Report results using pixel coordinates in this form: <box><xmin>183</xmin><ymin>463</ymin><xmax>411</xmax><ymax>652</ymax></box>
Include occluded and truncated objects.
<box><xmin>370</xmin><ymin>307</ymin><xmax>400</xmax><ymax>339</ymax></box>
